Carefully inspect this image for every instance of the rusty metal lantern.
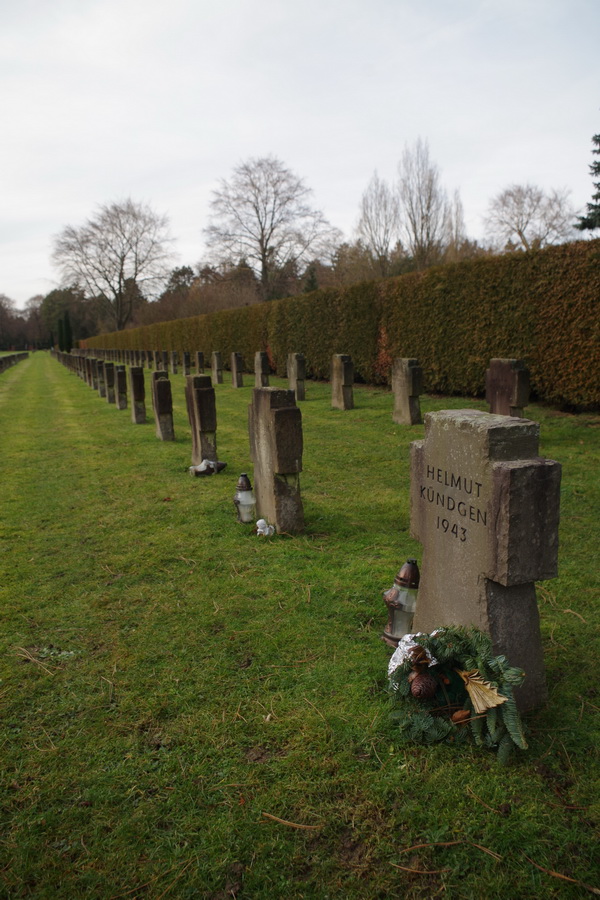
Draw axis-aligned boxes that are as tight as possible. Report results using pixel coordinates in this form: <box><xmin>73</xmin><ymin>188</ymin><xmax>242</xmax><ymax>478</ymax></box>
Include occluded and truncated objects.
<box><xmin>233</xmin><ymin>473</ymin><xmax>256</xmax><ymax>524</ymax></box>
<box><xmin>382</xmin><ymin>558</ymin><xmax>420</xmax><ymax>648</ymax></box>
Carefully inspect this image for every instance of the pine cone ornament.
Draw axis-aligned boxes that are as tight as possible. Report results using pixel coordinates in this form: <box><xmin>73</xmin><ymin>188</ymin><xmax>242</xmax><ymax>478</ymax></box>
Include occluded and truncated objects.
<box><xmin>409</xmin><ymin>670</ymin><xmax>437</xmax><ymax>699</ymax></box>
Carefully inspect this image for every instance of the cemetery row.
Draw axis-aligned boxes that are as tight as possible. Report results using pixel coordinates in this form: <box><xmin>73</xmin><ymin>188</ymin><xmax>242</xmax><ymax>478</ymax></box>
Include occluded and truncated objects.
<box><xmin>49</xmin><ymin>347</ymin><xmax>560</xmax><ymax>714</ymax></box>
<box><xmin>0</xmin><ymin>351</ymin><xmax>28</xmax><ymax>374</ymax></box>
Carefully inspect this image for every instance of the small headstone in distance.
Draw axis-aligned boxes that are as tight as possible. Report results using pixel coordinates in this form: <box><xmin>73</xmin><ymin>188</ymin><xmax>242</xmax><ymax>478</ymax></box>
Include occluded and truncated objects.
<box><xmin>392</xmin><ymin>358</ymin><xmax>423</xmax><ymax>425</ymax></box>
<box><xmin>151</xmin><ymin>371</ymin><xmax>175</xmax><ymax>441</ymax></box>
<box><xmin>129</xmin><ymin>366</ymin><xmax>146</xmax><ymax>424</ymax></box>
<box><xmin>211</xmin><ymin>351</ymin><xmax>224</xmax><ymax>385</ymax></box>
<box><xmin>331</xmin><ymin>354</ymin><xmax>354</xmax><ymax>410</ymax></box>
<box><xmin>287</xmin><ymin>353</ymin><xmax>306</xmax><ymax>401</ymax></box>
<box><xmin>231</xmin><ymin>352</ymin><xmax>244</xmax><ymax>388</ymax></box>
<box><xmin>254</xmin><ymin>351</ymin><xmax>270</xmax><ymax>387</ymax></box>
<box><xmin>485</xmin><ymin>358</ymin><xmax>530</xmax><ymax>417</ymax></box>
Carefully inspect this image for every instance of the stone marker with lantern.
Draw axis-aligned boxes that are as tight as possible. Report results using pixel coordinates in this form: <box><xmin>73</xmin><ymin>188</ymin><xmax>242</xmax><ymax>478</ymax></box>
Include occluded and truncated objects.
<box><xmin>485</xmin><ymin>358</ymin><xmax>530</xmax><ymax>417</ymax></box>
<box><xmin>151</xmin><ymin>371</ymin><xmax>175</xmax><ymax>441</ymax></box>
<box><xmin>409</xmin><ymin>409</ymin><xmax>561</xmax><ymax>711</ymax></box>
<box><xmin>392</xmin><ymin>358</ymin><xmax>423</xmax><ymax>425</ymax></box>
<box><xmin>184</xmin><ymin>374</ymin><xmax>217</xmax><ymax>465</ymax></box>
<box><xmin>248</xmin><ymin>387</ymin><xmax>304</xmax><ymax>534</ymax></box>
<box><xmin>331</xmin><ymin>354</ymin><xmax>354</xmax><ymax>410</ymax></box>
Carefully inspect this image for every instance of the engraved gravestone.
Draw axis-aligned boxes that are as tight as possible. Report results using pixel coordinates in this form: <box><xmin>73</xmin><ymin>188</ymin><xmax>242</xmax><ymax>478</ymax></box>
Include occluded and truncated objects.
<box><xmin>410</xmin><ymin>409</ymin><xmax>561</xmax><ymax>710</ymax></box>
<box><xmin>485</xmin><ymin>358</ymin><xmax>530</xmax><ymax>417</ymax></box>
<box><xmin>185</xmin><ymin>375</ymin><xmax>217</xmax><ymax>464</ymax></box>
<box><xmin>249</xmin><ymin>388</ymin><xmax>304</xmax><ymax>534</ymax></box>
<box><xmin>331</xmin><ymin>354</ymin><xmax>354</xmax><ymax>410</ymax></box>
<box><xmin>392</xmin><ymin>358</ymin><xmax>423</xmax><ymax>425</ymax></box>
<box><xmin>254</xmin><ymin>351</ymin><xmax>270</xmax><ymax>387</ymax></box>
<box><xmin>231</xmin><ymin>352</ymin><xmax>244</xmax><ymax>387</ymax></box>
<box><xmin>287</xmin><ymin>353</ymin><xmax>306</xmax><ymax>401</ymax></box>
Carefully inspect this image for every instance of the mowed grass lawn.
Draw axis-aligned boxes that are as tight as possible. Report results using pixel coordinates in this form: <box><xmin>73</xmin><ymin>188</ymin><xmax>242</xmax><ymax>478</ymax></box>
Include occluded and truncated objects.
<box><xmin>0</xmin><ymin>351</ymin><xmax>598</xmax><ymax>899</ymax></box>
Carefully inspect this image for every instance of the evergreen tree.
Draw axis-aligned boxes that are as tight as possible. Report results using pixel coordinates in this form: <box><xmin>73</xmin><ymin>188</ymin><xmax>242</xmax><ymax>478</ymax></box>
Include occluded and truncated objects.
<box><xmin>57</xmin><ymin>318</ymin><xmax>65</xmax><ymax>352</ymax></box>
<box><xmin>63</xmin><ymin>310</ymin><xmax>73</xmax><ymax>353</ymax></box>
<box><xmin>576</xmin><ymin>133</ymin><xmax>600</xmax><ymax>231</ymax></box>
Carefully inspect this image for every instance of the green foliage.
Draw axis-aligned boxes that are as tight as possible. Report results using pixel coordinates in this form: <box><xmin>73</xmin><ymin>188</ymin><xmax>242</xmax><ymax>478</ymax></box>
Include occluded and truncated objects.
<box><xmin>84</xmin><ymin>240</ymin><xmax>600</xmax><ymax>410</ymax></box>
<box><xmin>575</xmin><ymin>132</ymin><xmax>600</xmax><ymax>231</ymax></box>
<box><xmin>389</xmin><ymin>627</ymin><xmax>528</xmax><ymax>763</ymax></box>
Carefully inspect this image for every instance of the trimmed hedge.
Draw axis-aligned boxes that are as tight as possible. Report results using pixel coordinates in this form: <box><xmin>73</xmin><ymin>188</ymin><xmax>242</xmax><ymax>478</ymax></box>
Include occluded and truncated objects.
<box><xmin>83</xmin><ymin>240</ymin><xmax>600</xmax><ymax>409</ymax></box>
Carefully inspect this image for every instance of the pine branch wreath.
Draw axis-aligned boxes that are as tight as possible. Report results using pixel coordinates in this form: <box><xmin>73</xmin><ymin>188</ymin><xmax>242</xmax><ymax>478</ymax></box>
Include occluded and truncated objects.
<box><xmin>388</xmin><ymin>626</ymin><xmax>527</xmax><ymax>763</ymax></box>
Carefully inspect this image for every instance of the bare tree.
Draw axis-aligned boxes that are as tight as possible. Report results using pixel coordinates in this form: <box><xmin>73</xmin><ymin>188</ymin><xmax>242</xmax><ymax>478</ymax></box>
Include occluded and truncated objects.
<box><xmin>52</xmin><ymin>198</ymin><xmax>174</xmax><ymax>331</ymax></box>
<box><xmin>397</xmin><ymin>138</ymin><xmax>450</xmax><ymax>269</ymax></box>
<box><xmin>204</xmin><ymin>156</ymin><xmax>341</xmax><ymax>300</ymax></box>
<box><xmin>484</xmin><ymin>184</ymin><xmax>577</xmax><ymax>251</ymax></box>
<box><xmin>356</xmin><ymin>171</ymin><xmax>400</xmax><ymax>276</ymax></box>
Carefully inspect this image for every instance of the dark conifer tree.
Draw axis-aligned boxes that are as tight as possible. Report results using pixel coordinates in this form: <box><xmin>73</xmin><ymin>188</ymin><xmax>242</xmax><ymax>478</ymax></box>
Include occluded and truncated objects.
<box><xmin>576</xmin><ymin>133</ymin><xmax>600</xmax><ymax>231</ymax></box>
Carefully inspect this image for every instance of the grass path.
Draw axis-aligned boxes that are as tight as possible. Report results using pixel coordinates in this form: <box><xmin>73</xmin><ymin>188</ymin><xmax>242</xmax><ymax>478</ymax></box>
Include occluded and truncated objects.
<box><xmin>0</xmin><ymin>352</ymin><xmax>598</xmax><ymax>899</ymax></box>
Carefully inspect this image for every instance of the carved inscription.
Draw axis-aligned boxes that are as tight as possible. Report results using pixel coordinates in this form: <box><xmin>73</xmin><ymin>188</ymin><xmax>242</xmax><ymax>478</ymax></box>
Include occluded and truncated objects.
<box><xmin>419</xmin><ymin>464</ymin><xmax>487</xmax><ymax>542</ymax></box>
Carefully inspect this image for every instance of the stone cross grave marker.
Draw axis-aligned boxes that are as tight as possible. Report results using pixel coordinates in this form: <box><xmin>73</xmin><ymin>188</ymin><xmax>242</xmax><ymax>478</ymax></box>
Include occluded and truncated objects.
<box><xmin>249</xmin><ymin>387</ymin><xmax>304</xmax><ymax>534</ymax></box>
<box><xmin>331</xmin><ymin>354</ymin><xmax>354</xmax><ymax>410</ymax></box>
<box><xmin>115</xmin><ymin>365</ymin><xmax>127</xmax><ymax>410</ymax></box>
<box><xmin>104</xmin><ymin>362</ymin><xmax>116</xmax><ymax>403</ymax></box>
<box><xmin>170</xmin><ymin>351</ymin><xmax>178</xmax><ymax>375</ymax></box>
<box><xmin>231</xmin><ymin>352</ymin><xmax>244</xmax><ymax>387</ymax></box>
<box><xmin>211</xmin><ymin>351</ymin><xmax>223</xmax><ymax>384</ymax></box>
<box><xmin>96</xmin><ymin>360</ymin><xmax>106</xmax><ymax>398</ymax></box>
<box><xmin>254</xmin><ymin>351</ymin><xmax>270</xmax><ymax>387</ymax></box>
<box><xmin>485</xmin><ymin>358</ymin><xmax>530</xmax><ymax>417</ymax></box>
<box><xmin>195</xmin><ymin>351</ymin><xmax>205</xmax><ymax>374</ymax></box>
<box><xmin>151</xmin><ymin>371</ymin><xmax>175</xmax><ymax>441</ymax></box>
<box><xmin>185</xmin><ymin>375</ymin><xmax>217</xmax><ymax>464</ymax></box>
<box><xmin>129</xmin><ymin>366</ymin><xmax>146</xmax><ymax>424</ymax></box>
<box><xmin>410</xmin><ymin>409</ymin><xmax>561</xmax><ymax>710</ymax></box>
<box><xmin>392</xmin><ymin>358</ymin><xmax>423</xmax><ymax>425</ymax></box>
<box><xmin>161</xmin><ymin>350</ymin><xmax>169</xmax><ymax>372</ymax></box>
<box><xmin>287</xmin><ymin>353</ymin><xmax>306</xmax><ymax>401</ymax></box>
<box><xmin>183</xmin><ymin>351</ymin><xmax>191</xmax><ymax>376</ymax></box>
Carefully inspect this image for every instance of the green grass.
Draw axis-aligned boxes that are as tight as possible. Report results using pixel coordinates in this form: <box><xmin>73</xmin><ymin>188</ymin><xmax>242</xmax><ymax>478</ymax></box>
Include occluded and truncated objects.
<box><xmin>0</xmin><ymin>351</ymin><xmax>598</xmax><ymax>899</ymax></box>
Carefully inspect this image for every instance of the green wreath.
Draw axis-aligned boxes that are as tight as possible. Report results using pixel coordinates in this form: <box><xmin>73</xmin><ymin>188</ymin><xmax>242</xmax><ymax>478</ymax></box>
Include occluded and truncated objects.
<box><xmin>388</xmin><ymin>626</ymin><xmax>528</xmax><ymax>764</ymax></box>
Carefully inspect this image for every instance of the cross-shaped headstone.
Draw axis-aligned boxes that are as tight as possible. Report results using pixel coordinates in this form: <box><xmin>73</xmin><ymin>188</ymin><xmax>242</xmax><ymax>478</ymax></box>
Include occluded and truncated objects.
<box><xmin>410</xmin><ymin>409</ymin><xmax>561</xmax><ymax>710</ymax></box>
<box><xmin>485</xmin><ymin>358</ymin><xmax>530</xmax><ymax>417</ymax></box>
<box><xmin>392</xmin><ymin>358</ymin><xmax>423</xmax><ymax>425</ymax></box>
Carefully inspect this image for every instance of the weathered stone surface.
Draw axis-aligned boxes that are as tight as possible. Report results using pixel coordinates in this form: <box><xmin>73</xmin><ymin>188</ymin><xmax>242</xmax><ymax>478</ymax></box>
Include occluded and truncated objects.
<box><xmin>97</xmin><ymin>360</ymin><xmax>106</xmax><ymax>398</ymax></box>
<box><xmin>115</xmin><ymin>365</ymin><xmax>127</xmax><ymax>409</ymax></box>
<box><xmin>151</xmin><ymin>371</ymin><xmax>175</xmax><ymax>440</ymax></box>
<box><xmin>410</xmin><ymin>409</ymin><xmax>561</xmax><ymax>711</ymax></box>
<box><xmin>185</xmin><ymin>374</ymin><xmax>217</xmax><ymax>464</ymax></box>
<box><xmin>170</xmin><ymin>351</ymin><xmax>178</xmax><ymax>375</ymax></box>
<box><xmin>195</xmin><ymin>351</ymin><xmax>205</xmax><ymax>373</ymax></box>
<box><xmin>231</xmin><ymin>352</ymin><xmax>244</xmax><ymax>387</ymax></box>
<box><xmin>331</xmin><ymin>354</ymin><xmax>354</xmax><ymax>410</ymax></box>
<box><xmin>129</xmin><ymin>366</ymin><xmax>146</xmax><ymax>424</ymax></box>
<box><xmin>249</xmin><ymin>388</ymin><xmax>304</xmax><ymax>534</ymax></box>
<box><xmin>104</xmin><ymin>362</ymin><xmax>116</xmax><ymax>403</ymax></box>
<box><xmin>254</xmin><ymin>351</ymin><xmax>270</xmax><ymax>387</ymax></box>
<box><xmin>211</xmin><ymin>351</ymin><xmax>223</xmax><ymax>384</ymax></box>
<box><xmin>287</xmin><ymin>353</ymin><xmax>306</xmax><ymax>401</ymax></box>
<box><xmin>183</xmin><ymin>352</ymin><xmax>191</xmax><ymax>376</ymax></box>
<box><xmin>485</xmin><ymin>358</ymin><xmax>530</xmax><ymax>417</ymax></box>
<box><xmin>392</xmin><ymin>358</ymin><xmax>423</xmax><ymax>425</ymax></box>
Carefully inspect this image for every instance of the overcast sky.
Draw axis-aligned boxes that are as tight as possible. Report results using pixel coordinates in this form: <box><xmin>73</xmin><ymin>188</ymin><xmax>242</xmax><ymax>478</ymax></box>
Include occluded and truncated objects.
<box><xmin>1</xmin><ymin>0</ymin><xmax>598</xmax><ymax>308</ymax></box>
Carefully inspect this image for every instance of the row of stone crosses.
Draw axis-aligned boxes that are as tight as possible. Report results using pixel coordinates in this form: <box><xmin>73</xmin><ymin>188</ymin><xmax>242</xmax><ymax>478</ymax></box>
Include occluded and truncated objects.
<box><xmin>52</xmin><ymin>347</ymin><xmax>557</xmax><ymax>713</ymax></box>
